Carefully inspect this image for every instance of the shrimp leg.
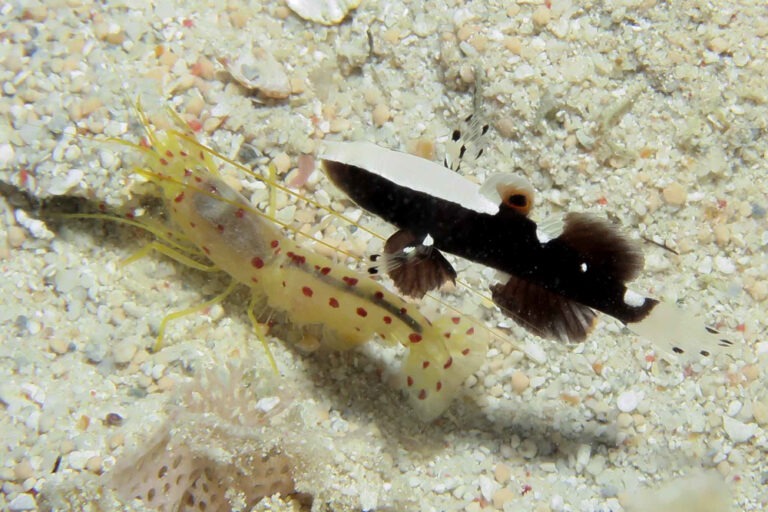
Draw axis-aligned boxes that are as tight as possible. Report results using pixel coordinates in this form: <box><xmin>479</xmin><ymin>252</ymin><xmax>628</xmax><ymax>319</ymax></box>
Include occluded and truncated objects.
<box><xmin>154</xmin><ymin>279</ymin><xmax>239</xmax><ymax>352</ymax></box>
<box><xmin>121</xmin><ymin>241</ymin><xmax>219</xmax><ymax>272</ymax></box>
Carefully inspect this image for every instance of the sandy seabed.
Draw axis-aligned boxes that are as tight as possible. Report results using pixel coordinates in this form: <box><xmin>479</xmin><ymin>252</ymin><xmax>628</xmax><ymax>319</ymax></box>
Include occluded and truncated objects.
<box><xmin>1</xmin><ymin>1</ymin><xmax>767</xmax><ymax>511</ymax></box>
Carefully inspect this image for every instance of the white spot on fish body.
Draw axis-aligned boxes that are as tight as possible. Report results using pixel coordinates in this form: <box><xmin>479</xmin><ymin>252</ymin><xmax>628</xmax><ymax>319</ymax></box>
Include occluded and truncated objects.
<box><xmin>580</xmin><ymin>262</ymin><xmax>588</xmax><ymax>272</ymax></box>
<box><xmin>423</xmin><ymin>234</ymin><xmax>434</xmax><ymax>247</ymax></box>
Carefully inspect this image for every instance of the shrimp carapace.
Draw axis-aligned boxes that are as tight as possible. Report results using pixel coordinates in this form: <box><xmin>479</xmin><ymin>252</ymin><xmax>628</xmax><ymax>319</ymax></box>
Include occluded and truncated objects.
<box><xmin>320</xmin><ymin>140</ymin><xmax>733</xmax><ymax>361</ymax></box>
<box><xmin>110</xmin><ymin>107</ymin><xmax>489</xmax><ymax>420</ymax></box>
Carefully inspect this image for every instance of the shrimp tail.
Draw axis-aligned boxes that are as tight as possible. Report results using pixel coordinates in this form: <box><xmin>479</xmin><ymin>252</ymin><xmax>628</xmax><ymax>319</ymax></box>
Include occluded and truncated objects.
<box><xmin>401</xmin><ymin>316</ymin><xmax>488</xmax><ymax>421</ymax></box>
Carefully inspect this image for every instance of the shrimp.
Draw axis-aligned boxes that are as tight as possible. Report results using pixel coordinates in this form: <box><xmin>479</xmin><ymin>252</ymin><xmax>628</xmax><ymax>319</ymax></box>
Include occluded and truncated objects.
<box><xmin>108</xmin><ymin>106</ymin><xmax>489</xmax><ymax>421</ymax></box>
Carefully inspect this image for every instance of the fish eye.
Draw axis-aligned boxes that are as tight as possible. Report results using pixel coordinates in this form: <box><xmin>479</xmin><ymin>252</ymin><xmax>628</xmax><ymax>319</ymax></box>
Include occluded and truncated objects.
<box><xmin>499</xmin><ymin>186</ymin><xmax>533</xmax><ymax>215</ymax></box>
<box><xmin>505</xmin><ymin>194</ymin><xmax>528</xmax><ymax>208</ymax></box>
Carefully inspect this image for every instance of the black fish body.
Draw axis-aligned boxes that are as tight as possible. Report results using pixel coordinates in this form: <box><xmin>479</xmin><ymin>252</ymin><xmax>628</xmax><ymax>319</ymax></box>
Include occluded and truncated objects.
<box><xmin>320</xmin><ymin>141</ymin><xmax>732</xmax><ymax>358</ymax></box>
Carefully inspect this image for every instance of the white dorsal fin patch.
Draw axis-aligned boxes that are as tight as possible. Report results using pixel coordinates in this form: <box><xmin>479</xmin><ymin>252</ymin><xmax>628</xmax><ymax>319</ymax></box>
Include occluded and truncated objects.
<box><xmin>535</xmin><ymin>214</ymin><xmax>566</xmax><ymax>243</ymax></box>
<box><xmin>320</xmin><ymin>141</ymin><xmax>499</xmax><ymax>215</ymax></box>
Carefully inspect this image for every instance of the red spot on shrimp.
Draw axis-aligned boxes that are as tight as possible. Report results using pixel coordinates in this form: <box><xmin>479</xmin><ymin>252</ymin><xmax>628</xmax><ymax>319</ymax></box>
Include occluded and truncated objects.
<box><xmin>183</xmin><ymin>168</ymin><xmax>192</xmax><ymax>177</ymax></box>
<box><xmin>216</xmin><ymin>224</ymin><xmax>225</xmax><ymax>233</ymax></box>
<box><xmin>406</xmin><ymin>376</ymin><xmax>414</xmax><ymax>387</ymax></box>
<box><xmin>235</xmin><ymin>208</ymin><xmax>245</xmax><ymax>218</ymax></box>
<box><xmin>443</xmin><ymin>357</ymin><xmax>453</xmax><ymax>369</ymax></box>
<box><xmin>521</xmin><ymin>484</ymin><xmax>532</xmax><ymax>496</ymax></box>
<box><xmin>165</xmin><ymin>150</ymin><xmax>174</xmax><ymax>158</ymax></box>
<box><xmin>251</xmin><ymin>277</ymin><xmax>258</xmax><ymax>283</ymax></box>
<box><xmin>159</xmin><ymin>158</ymin><xmax>169</xmax><ymax>166</ymax></box>
<box><xmin>356</xmin><ymin>307</ymin><xmax>368</xmax><ymax>317</ymax></box>
<box><xmin>189</xmin><ymin>222</ymin><xmax>196</xmax><ymax>228</ymax></box>
<box><xmin>251</xmin><ymin>257</ymin><xmax>264</xmax><ymax>269</ymax></box>
<box><xmin>194</xmin><ymin>176</ymin><xmax>202</xmax><ymax>183</ymax></box>
<box><xmin>182</xmin><ymin>18</ymin><xmax>194</xmax><ymax>28</ymax></box>
<box><xmin>409</xmin><ymin>333</ymin><xmax>422</xmax><ymax>343</ymax></box>
<box><xmin>270</xmin><ymin>240</ymin><xmax>279</xmax><ymax>248</ymax></box>
<box><xmin>400</xmin><ymin>307</ymin><xmax>407</xmax><ymax>314</ymax></box>
<box><xmin>174</xmin><ymin>192</ymin><xmax>185</xmax><ymax>203</ymax></box>
<box><xmin>374</xmin><ymin>291</ymin><xmax>384</xmax><ymax>300</ymax></box>
<box><xmin>180</xmin><ymin>150</ymin><xmax>188</xmax><ymax>157</ymax></box>
<box><xmin>451</xmin><ymin>317</ymin><xmax>460</xmax><ymax>324</ymax></box>
<box><xmin>466</xmin><ymin>327</ymin><xmax>475</xmax><ymax>335</ymax></box>
<box><xmin>418</xmin><ymin>389</ymin><xmax>427</xmax><ymax>400</ymax></box>
<box><xmin>202</xmin><ymin>246</ymin><xmax>210</xmax><ymax>255</ymax></box>
<box><xmin>343</xmin><ymin>276</ymin><xmax>358</xmax><ymax>286</ymax></box>
<box><xmin>199</xmin><ymin>151</ymin><xmax>205</xmax><ymax>160</ymax></box>
<box><xmin>329</xmin><ymin>297</ymin><xmax>339</xmax><ymax>308</ymax></box>
<box><xmin>287</xmin><ymin>251</ymin><xmax>307</xmax><ymax>265</ymax></box>
<box><xmin>320</xmin><ymin>267</ymin><xmax>331</xmax><ymax>275</ymax></box>
<box><xmin>187</xmin><ymin>119</ymin><xmax>203</xmax><ymax>132</ymax></box>
<box><xmin>461</xmin><ymin>348</ymin><xmax>470</xmax><ymax>356</ymax></box>
<box><xmin>302</xmin><ymin>286</ymin><xmax>313</xmax><ymax>297</ymax></box>
<box><xmin>436</xmin><ymin>381</ymin><xmax>442</xmax><ymax>391</ymax></box>
<box><xmin>382</xmin><ymin>316</ymin><xmax>392</xmax><ymax>324</ymax></box>
<box><xmin>422</xmin><ymin>361</ymin><xmax>430</xmax><ymax>369</ymax></box>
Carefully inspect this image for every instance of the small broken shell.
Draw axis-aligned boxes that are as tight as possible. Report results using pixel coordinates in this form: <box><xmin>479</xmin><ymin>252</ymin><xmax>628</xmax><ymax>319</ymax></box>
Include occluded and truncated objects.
<box><xmin>218</xmin><ymin>47</ymin><xmax>290</xmax><ymax>100</ymax></box>
<box><xmin>286</xmin><ymin>0</ymin><xmax>361</xmax><ymax>26</ymax></box>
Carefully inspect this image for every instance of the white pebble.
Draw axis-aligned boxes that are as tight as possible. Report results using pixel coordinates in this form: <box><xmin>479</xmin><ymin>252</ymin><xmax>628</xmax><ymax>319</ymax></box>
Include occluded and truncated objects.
<box><xmin>714</xmin><ymin>256</ymin><xmax>735</xmax><ymax>274</ymax></box>
<box><xmin>48</xmin><ymin>168</ymin><xmax>84</xmax><ymax>195</ymax></box>
<box><xmin>576</xmin><ymin>443</ymin><xmax>591</xmax><ymax>469</ymax></box>
<box><xmin>14</xmin><ymin>209</ymin><xmax>54</xmax><ymax>240</ymax></box>
<box><xmin>64</xmin><ymin>144</ymin><xmax>82</xmax><ymax>161</ymax></box>
<box><xmin>112</xmin><ymin>340</ymin><xmax>137</xmax><ymax>364</ymax></box>
<box><xmin>69</xmin><ymin>450</ymin><xmax>100</xmax><ymax>470</ymax></box>
<box><xmin>722</xmin><ymin>416</ymin><xmax>758</xmax><ymax>443</ymax></box>
<box><xmin>0</xmin><ymin>143</ymin><xmax>15</xmax><ymax>167</ymax></box>
<box><xmin>616</xmin><ymin>390</ymin><xmax>640</xmax><ymax>413</ymax></box>
<box><xmin>255</xmin><ymin>396</ymin><xmax>280</xmax><ymax>413</ymax></box>
<box><xmin>8</xmin><ymin>493</ymin><xmax>37</xmax><ymax>511</ymax></box>
<box><xmin>524</xmin><ymin>341</ymin><xmax>547</xmax><ymax>364</ymax></box>
<box><xmin>550</xmin><ymin>495</ymin><xmax>565</xmax><ymax>511</ymax></box>
<box><xmin>478</xmin><ymin>475</ymin><xmax>498</xmax><ymax>502</ymax></box>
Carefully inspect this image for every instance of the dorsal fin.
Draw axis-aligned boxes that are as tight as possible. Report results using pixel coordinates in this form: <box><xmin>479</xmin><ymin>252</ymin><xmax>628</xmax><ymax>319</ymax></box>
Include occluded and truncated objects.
<box><xmin>556</xmin><ymin>213</ymin><xmax>644</xmax><ymax>283</ymax></box>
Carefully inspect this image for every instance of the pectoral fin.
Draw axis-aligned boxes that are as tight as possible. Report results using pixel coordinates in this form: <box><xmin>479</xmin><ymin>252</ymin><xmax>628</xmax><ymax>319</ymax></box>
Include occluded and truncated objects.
<box><xmin>491</xmin><ymin>275</ymin><xmax>598</xmax><ymax>343</ymax></box>
<box><xmin>371</xmin><ymin>229</ymin><xmax>457</xmax><ymax>299</ymax></box>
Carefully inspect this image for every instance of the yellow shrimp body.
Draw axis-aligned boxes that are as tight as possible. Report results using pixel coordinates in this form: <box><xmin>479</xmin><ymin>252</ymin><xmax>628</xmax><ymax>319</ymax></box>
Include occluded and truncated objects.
<box><xmin>128</xmin><ymin>114</ymin><xmax>488</xmax><ymax>420</ymax></box>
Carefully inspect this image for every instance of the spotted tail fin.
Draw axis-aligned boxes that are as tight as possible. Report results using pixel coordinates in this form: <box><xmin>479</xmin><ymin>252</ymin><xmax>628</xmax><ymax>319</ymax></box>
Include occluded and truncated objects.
<box><xmin>401</xmin><ymin>316</ymin><xmax>488</xmax><ymax>421</ymax></box>
<box><xmin>626</xmin><ymin>299</ymin><xmax>733</xmax><ymax>362</ymax></box>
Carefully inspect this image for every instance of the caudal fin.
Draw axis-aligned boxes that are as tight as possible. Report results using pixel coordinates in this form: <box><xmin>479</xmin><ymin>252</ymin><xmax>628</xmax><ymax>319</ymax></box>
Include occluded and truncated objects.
<box><xmin>626</xmin><ymin>299</ymin><xmax>734</xmax><ymax>362</ymax></box>
<box><xmin>400</xmin><ymin>316</ymin><xmax>488</xmax><ymax>421</ymax></box>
